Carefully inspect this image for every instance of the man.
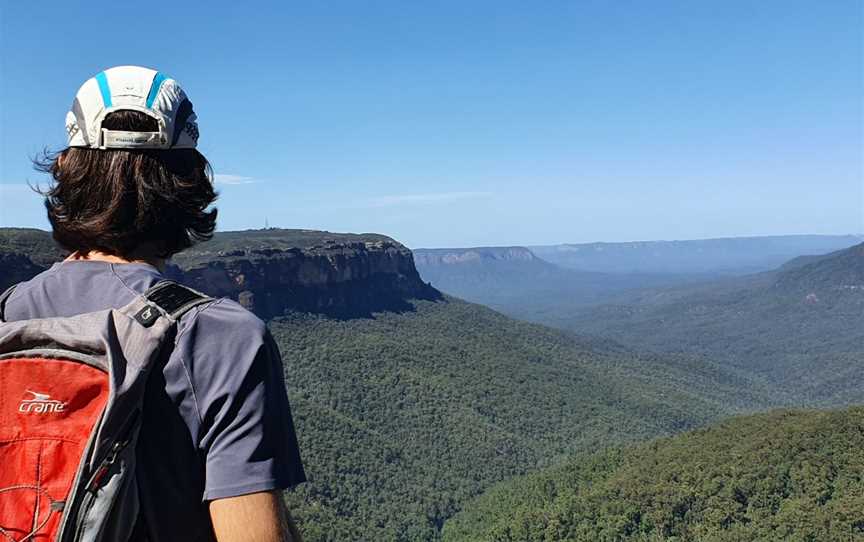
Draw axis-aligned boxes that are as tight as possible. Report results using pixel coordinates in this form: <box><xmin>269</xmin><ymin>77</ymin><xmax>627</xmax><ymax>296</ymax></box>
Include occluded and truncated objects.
<box><xmin>3</xmin><ymin>66</ymin><xmax>306</xmax><ymax>541</ymax></box>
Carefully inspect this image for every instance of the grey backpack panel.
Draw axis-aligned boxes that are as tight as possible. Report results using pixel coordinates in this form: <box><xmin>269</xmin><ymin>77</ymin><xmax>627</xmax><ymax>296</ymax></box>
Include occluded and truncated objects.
<box><xmin>0</xmin><ymin>280</ymin><xmax>212</xmax><ymax>542</ymax></box>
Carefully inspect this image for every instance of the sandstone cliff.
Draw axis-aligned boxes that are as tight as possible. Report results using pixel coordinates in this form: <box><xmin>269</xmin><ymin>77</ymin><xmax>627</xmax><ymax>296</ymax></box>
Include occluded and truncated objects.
<box><xmin>0</xmin><ymin>228</ymin><xmax>440</xmax><ymax>318</ymax></box>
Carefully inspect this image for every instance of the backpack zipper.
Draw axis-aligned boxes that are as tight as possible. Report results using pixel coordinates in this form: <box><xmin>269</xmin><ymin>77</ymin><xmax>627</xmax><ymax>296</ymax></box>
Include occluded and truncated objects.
<box><xmin>70</xmin><ymin>441</ymin><xmax>127</xmax><ymax>542</ymax></box>
<box><xmin>86</xmin><ymin>439</ymin><xmax>128</xmax><ymax>491</ymax></box>
<box><xmin>70</xmin><ymin>410</ymin><xmax>140</xmax><ymax>542</ymax></box>
<box><xmin>86</xmin><ymin>409</ymin><xmax>140</xmax><ymax>490</ymax></box>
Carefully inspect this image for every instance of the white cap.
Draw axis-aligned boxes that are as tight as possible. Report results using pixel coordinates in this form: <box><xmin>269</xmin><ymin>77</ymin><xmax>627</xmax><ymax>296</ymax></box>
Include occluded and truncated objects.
<box><xmin>65</xmin><ymin>66</ymin><xmax>199</xmax><ymax>150</ymax></box>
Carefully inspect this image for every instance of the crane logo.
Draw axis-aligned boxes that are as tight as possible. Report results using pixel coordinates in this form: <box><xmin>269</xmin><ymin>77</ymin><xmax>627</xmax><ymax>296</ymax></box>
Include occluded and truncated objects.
<box><xmin>18</xmin><ymin>390</ymin><xmax>67</xmax><ymax>414</ymax></box>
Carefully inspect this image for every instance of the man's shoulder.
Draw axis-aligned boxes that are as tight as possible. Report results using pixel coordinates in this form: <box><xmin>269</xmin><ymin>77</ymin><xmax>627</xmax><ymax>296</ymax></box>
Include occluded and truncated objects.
<box><xmin>169</xmin><ymin>296</ymin><xmax>279</xmax><ymax>416</ymax></box>
<box><xmin>180</xmin><ymin>296</ymin><xmax>267</xmax><ymax>340</ymax></box>
<box><xmin>174</xmin><ymin>296</ymin><xmax>272</xmax><ymax>363</ymax></box>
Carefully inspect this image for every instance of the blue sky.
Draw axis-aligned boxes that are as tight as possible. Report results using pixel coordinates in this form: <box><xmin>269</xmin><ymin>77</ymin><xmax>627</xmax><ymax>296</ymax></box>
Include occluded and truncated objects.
<box><xmin>1</xmin><ymin>1</ymin><xmax>861</xmax><ymax>248</ymax></box>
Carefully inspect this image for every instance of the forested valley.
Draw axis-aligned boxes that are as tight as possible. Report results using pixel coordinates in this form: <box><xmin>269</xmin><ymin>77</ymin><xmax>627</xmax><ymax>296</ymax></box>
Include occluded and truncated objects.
<box><xmin>2</xmin><ymin>229</ymin><xmax>861</xmax><ymax>540</ymax></box>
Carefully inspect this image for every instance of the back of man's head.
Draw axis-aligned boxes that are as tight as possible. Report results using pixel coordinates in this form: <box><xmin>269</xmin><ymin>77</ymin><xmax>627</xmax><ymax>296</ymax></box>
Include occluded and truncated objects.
<box><xmin>37</xmin><ymin>66</ymin><xmax>217</xmax><ymax>260</ymax></box>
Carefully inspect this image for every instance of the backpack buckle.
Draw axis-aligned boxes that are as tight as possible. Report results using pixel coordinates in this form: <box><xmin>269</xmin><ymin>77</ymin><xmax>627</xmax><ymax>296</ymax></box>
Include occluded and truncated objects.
<box><xmin>134</xmin><ymin>304</ymin><xmax>160</xmax><ymax>327</ymax></box>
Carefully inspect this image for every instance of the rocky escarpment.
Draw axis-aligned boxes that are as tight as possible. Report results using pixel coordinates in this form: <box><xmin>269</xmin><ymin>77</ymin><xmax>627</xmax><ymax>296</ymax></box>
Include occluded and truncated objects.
<box><xmin>172</xmin><ymin>237</ymin><xmax>441</xmax><ymax>318</ymax></box>
<box><xmin>0</xmin><ymin>228</ymin><xmax>68</xmax><ymax>290</ymax></box>
<box><xmin>0</xmin><ymin>228</ymin><xmax>441</xmax><ymax>319</ymax></box>
<box><xmin>0</xmin><ymin>252</ymin><xmax>45</xmax><ymax>291</ymax></box>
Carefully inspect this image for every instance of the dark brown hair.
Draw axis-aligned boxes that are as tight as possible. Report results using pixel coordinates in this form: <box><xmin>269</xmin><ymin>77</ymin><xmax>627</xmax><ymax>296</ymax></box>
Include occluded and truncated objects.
<box><xmin>35</xmin><ymin>110</ymin><xmax>218</xmax><ymax>259</ymax></box>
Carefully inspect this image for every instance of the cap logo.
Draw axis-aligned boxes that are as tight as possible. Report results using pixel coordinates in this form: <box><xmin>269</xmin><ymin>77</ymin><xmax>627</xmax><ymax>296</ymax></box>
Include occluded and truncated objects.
<box><xmin>185</xmin><ymin>122</ymin><xmax>199</xmax><ymax>142</ymax></box>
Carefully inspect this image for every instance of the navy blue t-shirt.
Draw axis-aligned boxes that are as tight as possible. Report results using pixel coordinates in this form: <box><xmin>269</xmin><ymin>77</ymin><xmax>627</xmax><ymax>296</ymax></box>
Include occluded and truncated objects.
<box><xmin>4</xmin><ymin>260</ymin><xmax>306</xmax><ymax>541</ymax></box>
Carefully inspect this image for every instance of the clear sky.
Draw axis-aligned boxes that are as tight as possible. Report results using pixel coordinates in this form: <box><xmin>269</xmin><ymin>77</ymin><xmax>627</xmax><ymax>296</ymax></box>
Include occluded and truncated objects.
<box><xmin>1</xmin><ymin>1</ymin><xmax>861</xmax><ymax>248</ymax></box>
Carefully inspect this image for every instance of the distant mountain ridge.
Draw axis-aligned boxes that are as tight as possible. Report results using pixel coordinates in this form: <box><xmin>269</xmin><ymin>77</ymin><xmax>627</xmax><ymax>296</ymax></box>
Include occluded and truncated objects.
<box><xmin>776</xmin><ymin>241</ymin><xmax>864</xmax><ymax>291</ymax></box>
<box><xmin>413</xmin><ymin>239</ymin><xmax>864</xmax><ymax>411</ymax></box>
<box><xmin>566</xmin><ymin>242</ymin><xmax>864</xmax><ymax>406</ymax></box>
<box><xmin>531</xmin><ymin>234</ymin><xmax>863</xmax><ymax>274</ymax></box>
<box><xmin>413</xmin><ymin>245</ymin><xmax>718</xmax><ymax>322</ymax></box>
<box><xmin>413</xmin><ymin>246</ymin><xmax>539</xmax><ymax>265</ymax></box>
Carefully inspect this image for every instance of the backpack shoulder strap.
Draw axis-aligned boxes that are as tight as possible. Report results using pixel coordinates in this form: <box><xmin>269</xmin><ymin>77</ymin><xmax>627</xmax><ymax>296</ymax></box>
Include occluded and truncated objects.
<box><xmin>0</xmin><ymin>283</ymin><xmax>19</xmax><ymax>323</ymax></box>
<box><xmin>131</xmin><ymin>280</ymin><xmax>213</xmax><ymax>328</ymax></box>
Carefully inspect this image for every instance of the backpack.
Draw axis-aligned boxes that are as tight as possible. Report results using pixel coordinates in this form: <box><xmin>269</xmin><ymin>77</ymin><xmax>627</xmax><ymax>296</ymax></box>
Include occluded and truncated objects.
<box><xmin>0</xmin><ymin>280</ymin><xmax>212</xmax><ymax>542</ymax></box>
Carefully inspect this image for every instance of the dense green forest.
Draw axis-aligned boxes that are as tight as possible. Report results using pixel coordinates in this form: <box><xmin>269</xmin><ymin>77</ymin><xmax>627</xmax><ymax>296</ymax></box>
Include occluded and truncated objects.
<box><xmin>271</xmin><ymin>297</ymin><xmax>776</xmax><ymax>541</ymax></box>
<box><xmin>443</xmin><ymin>407</ymin><xmax>864</xmax><ymax>541</ymax></box>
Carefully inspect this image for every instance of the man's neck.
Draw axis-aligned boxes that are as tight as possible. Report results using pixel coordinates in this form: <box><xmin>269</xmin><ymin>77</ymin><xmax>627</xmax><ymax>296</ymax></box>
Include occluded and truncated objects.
<box><xmin>66</xmin><ymin>251</ymin><xmax>166</xmax><ymax>272</ymax></box>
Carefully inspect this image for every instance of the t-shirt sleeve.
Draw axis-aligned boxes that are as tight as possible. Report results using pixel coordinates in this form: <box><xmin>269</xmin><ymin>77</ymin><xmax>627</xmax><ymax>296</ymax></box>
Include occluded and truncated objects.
<box><xmin>182</xmin><ymin>300</ymin><xmax>306</xmax><ymax>501</ymax></box>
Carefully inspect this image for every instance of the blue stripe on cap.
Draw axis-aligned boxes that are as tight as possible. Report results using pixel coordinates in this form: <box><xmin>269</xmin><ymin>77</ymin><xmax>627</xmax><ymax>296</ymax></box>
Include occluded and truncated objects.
<box><xmin>145</xmin><ymin>72</ymin><xmax>168</xmax><ymax>109</ymax></box>
<box><xmin>94</xmin><ymin>71</ymin><xmax>112</xmax><ymax>107</ymax></box>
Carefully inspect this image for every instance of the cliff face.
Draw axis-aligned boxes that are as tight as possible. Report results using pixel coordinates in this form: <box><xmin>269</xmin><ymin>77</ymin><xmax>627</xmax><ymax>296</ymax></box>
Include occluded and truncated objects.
<box><xmin>0</xmin><ymin>228</ymin><xmax>67</xmax><ymax>291</ymax></box>
<box><xmin>0</xmin><ymin>252</ymin><xmax>45</xmax><ymax>291</ymax></box>
<box><xmin>174</xmin><ymin>239</ymin><xmax>440</xmax><ymax>318</ymax></box>
<box><xmin>0</xmin><ymin>228</ymin><xmax>441</xmax><ymax>319</ymax></box>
